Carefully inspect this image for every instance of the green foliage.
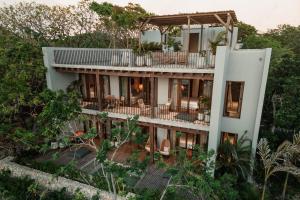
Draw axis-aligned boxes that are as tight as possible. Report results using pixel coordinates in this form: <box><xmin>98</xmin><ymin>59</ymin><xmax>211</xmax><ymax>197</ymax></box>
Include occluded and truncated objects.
<box><xmin>0</xmin><ymin>170</ymin><xmax>87</xmax><ymax>200</ymax></box>
<box><xmin>90</xmin><ymin>1</ymin><xmax>150</xmax><ymax>48</ymax></box>
<box><xmin>37</xmin><ymin>89</ymin><xmax>81</xmax><ymax>141</ymax></box>
<box><xmin>216</xmin><ymin>132</ymin><xmax>252</xmax><ymax>180</ymax></box>
<box><xmin>236</xmin><ymin>21</ymin><xmax>257</xmax><ymax>42</ymax></box>
<box><xmin>208</xmin><ymin>31</ymin><xmax>227</xmax><ymax>54</ymax></box>
<box><xmin>242</xmin><ymin>25</ymin><xmax>300</xmax><ymax>132</ymax></box>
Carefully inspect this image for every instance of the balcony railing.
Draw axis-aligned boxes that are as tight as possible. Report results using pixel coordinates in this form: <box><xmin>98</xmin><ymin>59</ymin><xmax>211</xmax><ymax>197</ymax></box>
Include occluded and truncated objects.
<box><xmin>80</xmin><ymin>99</ymin><xmax>209</xmax><ymax>125</ymax></box>
<box><xmin>53</xmin><ymin>48</ymin><xmax>215</xmax><ymax>69</ymax></box>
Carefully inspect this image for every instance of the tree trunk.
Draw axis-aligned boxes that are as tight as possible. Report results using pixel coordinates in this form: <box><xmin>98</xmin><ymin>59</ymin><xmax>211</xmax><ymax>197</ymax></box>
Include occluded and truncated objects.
<box><xmin>282</xmin><ymin>173</ymin><xmax>289</xmax><ymax>200</ymax></box>
<box><xmin>271</xmin><ymin>94</ymin><xmax>277</xmax><ymax>133</ymax></box>
<box><xmin>261</xmin><ymin>179</ymin><xmax>267</xmax><ymax>200</ymax></box>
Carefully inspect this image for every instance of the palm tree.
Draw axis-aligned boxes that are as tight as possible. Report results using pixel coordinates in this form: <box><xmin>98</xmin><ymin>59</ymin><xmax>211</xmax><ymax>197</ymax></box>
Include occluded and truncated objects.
<box><xmin>208</xmin><ymin>31</ymin><xmax>227</xmax><ymax>55</ymax></box>
<box><xmin>257</xmin><ymin>133</ymin><xmax>300</xmax><ymax>200</ymax></box>
<box><xmin>216</xmin><ymin>132</ymin><xmax>252</xmax><ymax>180</ymax></box>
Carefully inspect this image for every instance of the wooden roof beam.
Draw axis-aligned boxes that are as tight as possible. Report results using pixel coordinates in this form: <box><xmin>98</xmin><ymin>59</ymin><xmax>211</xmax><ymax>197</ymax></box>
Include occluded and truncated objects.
<box><xmin>214</xmin><ymin>14</ymin><xmax>233</xmax><ymax>32</ymax></box>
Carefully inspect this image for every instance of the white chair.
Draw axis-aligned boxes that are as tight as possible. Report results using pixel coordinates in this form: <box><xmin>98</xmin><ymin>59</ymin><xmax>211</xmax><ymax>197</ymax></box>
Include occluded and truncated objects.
<box><xmin>159</xmin><ymin>139</ymin><xmax>171</xmax><ymax>156</ymax></box>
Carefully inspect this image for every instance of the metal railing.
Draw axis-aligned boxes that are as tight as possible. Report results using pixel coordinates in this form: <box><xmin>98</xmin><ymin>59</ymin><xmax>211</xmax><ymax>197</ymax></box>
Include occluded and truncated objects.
<box><xmin>80</xmin><ymin>100</ymin><xmax>99</xmax><ymax>110</ymax></box>
<box><xmin>156</xmin><ymin>104</ymin><xmax>198</xmax><ymax>122</ymax></box>
<box><xmin>80</xmin><ymin>98</ymin><xmax>206</xmax><ymax>124</ymax></box>
<box><xmin>53</xmin><ymin>48</ymin><xmax>215</xmax><ymax>69</ymax></box>
<box><xmin>54</xmin><ymin>48</ymin><xmax>132</xmax><ymax>66</ymax></box>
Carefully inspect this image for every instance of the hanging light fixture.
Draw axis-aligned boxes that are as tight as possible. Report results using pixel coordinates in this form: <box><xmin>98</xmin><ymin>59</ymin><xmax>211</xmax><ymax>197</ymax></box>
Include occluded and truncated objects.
<box><xmin>138</xmin><ymin>83</ymin><xmax>144</xmax><ymax>91</ymax></box>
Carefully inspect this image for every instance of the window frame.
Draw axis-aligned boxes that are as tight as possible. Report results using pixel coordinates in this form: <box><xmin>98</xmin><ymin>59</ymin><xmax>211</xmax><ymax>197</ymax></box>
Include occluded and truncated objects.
<box><xmin>223</xmin><ymin>81</ymin><xmax>245</xmax><ymax>118</ymax></box>
<box><xmin>221</xmin><ymin>132</ymin><xmax>238</xmax><ymax>145</ymax></box>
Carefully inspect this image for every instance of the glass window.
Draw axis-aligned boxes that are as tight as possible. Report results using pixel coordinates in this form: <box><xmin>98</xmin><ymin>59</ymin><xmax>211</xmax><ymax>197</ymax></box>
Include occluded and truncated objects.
<box><xmin>221</xmin><ymin>132</ymin><xmax>238</xmax><ymax>145</ymax></box>
<box><xmin>224</xmin><ymin>81</ymin><xmax>244</xmax><ymax>118</ymax></box>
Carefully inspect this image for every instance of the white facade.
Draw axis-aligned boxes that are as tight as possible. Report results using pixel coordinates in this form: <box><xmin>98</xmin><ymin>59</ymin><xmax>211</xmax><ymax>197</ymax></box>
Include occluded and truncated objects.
<box><xmin>43</xmin><ymin>25</ymin><xmax>272</xmax><ymax>165</ymax></box>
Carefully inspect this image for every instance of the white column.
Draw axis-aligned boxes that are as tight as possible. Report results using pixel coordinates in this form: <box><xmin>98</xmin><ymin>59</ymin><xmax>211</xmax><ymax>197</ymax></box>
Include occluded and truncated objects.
<box><xmin>157</xmin><ymin>77</ymin><xmax>169</xmax><ymax>104</ymax></box>
<box><xmin>208</xmin><ymin>46</ymin><xmax>230</xmax><ymax>172</ymax></box>
<box><xmin>109</xmin><ymin>76</ymin><xmax>120</xmax><ymax>97</ymax></box>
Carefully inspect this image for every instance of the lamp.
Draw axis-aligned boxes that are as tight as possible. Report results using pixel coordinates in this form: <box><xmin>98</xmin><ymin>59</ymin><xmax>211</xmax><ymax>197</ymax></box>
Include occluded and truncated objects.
<box><xmin>138</xmin><ymin>83</ymin><xmax>143</xmax><ymax>91</ymax></box>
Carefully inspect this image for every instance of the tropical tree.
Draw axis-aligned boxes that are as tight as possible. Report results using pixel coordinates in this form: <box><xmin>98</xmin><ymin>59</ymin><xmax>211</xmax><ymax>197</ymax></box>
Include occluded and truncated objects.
<box><xmin>257</xmin><ymin>133</ymin><xmax>300</xmax><ymax>200</ymax></box>
<box><xmin>236</xmin><ymin>21</ymin><xmax>257</xmax><ymax>42</ymax></box>
<box><xmin>89</xmin><ymin>1</ymin><xmax>150</xmax><ymax>48</ymax></box>
<box><xmin>216</xmin><ymin>132</ymin><xmax>252</xmax><ymax>180</ymax></box>
<box><xmin>159</xmin><ymin>146</ymin><xmax>239</xmax><ymax>200</ymax></box>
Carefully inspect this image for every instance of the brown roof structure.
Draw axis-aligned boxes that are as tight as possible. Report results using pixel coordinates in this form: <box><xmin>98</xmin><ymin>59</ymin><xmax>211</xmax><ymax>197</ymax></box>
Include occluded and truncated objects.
<box><xmin>141</xmin><ymin>10</ymin><xmax>237</xmax><ymax>26</ymax></box>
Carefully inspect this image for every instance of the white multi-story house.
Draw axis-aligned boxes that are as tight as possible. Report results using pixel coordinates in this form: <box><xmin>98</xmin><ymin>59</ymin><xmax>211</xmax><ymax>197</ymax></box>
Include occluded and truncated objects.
<box><xmin>43</xmin><ymin>11</ymin><xmax>271</xmax><ymax>164</ymax></box>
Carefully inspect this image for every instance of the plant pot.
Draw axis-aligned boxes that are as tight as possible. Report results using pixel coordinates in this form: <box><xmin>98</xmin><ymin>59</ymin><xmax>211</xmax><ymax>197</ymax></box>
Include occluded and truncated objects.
<box><xmin>59</xmin><ymin>142</ymin><xmax>65</xmax><ymax>149</ymax></box>
<box><xmin>50</xmin><ymin>142</ymin><xmax>58</xmax><ymax>150</ymax></box>
<box><xmin>121</xmin><ymin>52</ymin><xmax>130</xmax><ymax>66</ymax></box>
<box><xmin>145</xmin><ymin>57</ymin><xmax>152</xmax><ymax>66</ymax></box>
<box><xmin>111</xmin><ymin>55</ymin><xmax>120</xmax><ymax>66</ymax></box>
<box><xmin>110</xmin><ymin>141</ymin><xmax>115</xmax><ymax>147</ymax></box>
<box><xmin>198</xmin><ymin>113</ymin><xmax>204</xmax><ymax>121</ymax></box>
<box><xmin>135</xmin><ymin>55</ymin><xmax>145</xmax><ymax>66</ymax></box>
<box><xmin>204</xmin><ymin>114</ymin><xmax>210</xmax><ymax>123</ymax></box>
<box><xmin>115</xmin><ymin>141</ymin><xmax>120</xmax><ymax>148</ymax></box>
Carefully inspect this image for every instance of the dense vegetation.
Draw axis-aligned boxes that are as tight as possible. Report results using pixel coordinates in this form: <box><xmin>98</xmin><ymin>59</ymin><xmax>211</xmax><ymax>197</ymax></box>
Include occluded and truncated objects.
<box><xmin>0</xmin><ymin>1</ymin><xmax>299</xmax><ymax>200</ymax></box>
<box><xmin>0</xmin><ymin>170</ymin><xmax>92</xmax><ymax>200</ymax></box>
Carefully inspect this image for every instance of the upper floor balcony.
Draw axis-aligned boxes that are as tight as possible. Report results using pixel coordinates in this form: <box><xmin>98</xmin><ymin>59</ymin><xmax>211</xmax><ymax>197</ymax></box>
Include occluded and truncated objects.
<box><xmin>52</xmin><ymin>48</ymin><xmax>215</xmax><ymax>70</ymax></box>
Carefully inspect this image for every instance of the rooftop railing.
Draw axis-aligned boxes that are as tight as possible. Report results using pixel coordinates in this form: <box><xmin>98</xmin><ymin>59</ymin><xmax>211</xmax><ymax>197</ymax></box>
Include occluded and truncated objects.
<box><xmin>53</xmin><ymin>48</ymin><xmax>215</xmax><ymax>69</ymax></box>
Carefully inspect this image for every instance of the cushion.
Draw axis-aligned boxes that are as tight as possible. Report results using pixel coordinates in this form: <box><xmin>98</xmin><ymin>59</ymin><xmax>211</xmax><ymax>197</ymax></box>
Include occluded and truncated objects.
<box><xmin>164</xmin><ymin>147</ymin><xmax>170</xmax><ymax>152</ymax></box>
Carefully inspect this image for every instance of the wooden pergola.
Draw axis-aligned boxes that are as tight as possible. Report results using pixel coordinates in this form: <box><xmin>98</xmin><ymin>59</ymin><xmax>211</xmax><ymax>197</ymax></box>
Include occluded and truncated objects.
<box><xmin>138</xmin><ymin>10</ymin><xmax>238</xmax><ymax>49</ymax></box>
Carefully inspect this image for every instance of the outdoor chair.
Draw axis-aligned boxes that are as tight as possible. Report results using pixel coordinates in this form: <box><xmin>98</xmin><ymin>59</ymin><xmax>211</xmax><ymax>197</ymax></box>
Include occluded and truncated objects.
<box><xmin>145</xmin><ymin>137</ymin><xmax>157</xmax><ymax>152</ymax></box>
<box><xmin>159</xmin><ymin>139</ymin><xmax>171</xmax><ymax>156</ymax></box>
<box><xmin>137</xmin><ymin>99</ymin><xmax>151</xmax><ymax>116</ymax></box>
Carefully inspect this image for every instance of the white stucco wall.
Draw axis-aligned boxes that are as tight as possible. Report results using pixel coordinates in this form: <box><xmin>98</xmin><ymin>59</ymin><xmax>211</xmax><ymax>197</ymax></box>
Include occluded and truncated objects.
<box><xmin>220</xmin><ymin>49</ymin><xmax>269</xmax><ymax>142</ymax></box>
<box><xmin>181</xmin><ymin>26</ymin><xmax>238</xmax><ymax>51</ymax></box>
<box><xmin>43</xmin><ymin>47</ymin><xmax>78</xmax><ymax>91</ymax></box>
<box><xmin>110</xmin><ymin>76</ymin><xmax>120</xmax><ymax>97</ymax></box>
<box><xmin>157</xmin><ymin>77</ymin><xmax>169</xmax><ymax>104</ymax></box>
<box><xmin>207</xmin><ymin>47</ymin><xmax>271</xmax><ymax>172</ymax></box>
<box><xmin>141</xmin><ymin>30</ymin><xmax>161</xmax><ymax>43</ymax></box>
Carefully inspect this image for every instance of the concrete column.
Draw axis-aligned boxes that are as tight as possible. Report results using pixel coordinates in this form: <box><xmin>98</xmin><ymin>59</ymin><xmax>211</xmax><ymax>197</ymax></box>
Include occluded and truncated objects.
<box><xmin>208</xmin><ymin>46</ymin><xmax>230</xmax><ymax>172</ymax></box>
<box><xmin>149</xmin><ymin>125</ymin><xmax>155</xmax><ymax>164</ymax></box>
<box><xmin>110</xmin><ymin>76</ymin><xmax>120</xmax><ymax>97</ymax></box>
<box><xmin>96</xmin><ymin>72</ymin><xmax>102</xmax><ymax>111</ymax></box>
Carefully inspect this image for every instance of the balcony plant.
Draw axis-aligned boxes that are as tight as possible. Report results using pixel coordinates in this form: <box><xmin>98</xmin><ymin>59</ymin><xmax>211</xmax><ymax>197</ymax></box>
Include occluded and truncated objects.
<box><xmin>198</xmin><ymin>96</ymin><xmax>210</xmax><ymax>121</ymax></box>
<box><xmin>144</xmin><ymin>51</ymin><xmax>152</xmax><ymax>66</ymax></box>
<box><xmin>208</xmin><ymin>31</ymin><xmax>227</xmax><ymax>55</ymax></box>
<box><xmin>198</xmin><ymin>96</ymin><xmax>210</xmax><ymax>123</ymax></box>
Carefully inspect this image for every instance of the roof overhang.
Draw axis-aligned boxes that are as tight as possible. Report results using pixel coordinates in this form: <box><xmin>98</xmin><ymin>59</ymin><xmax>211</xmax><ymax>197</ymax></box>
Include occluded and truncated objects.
<box><xmin>141</xmin><ymin>10</ymin><xmax>237</xmax><ymax>26</ymax></box>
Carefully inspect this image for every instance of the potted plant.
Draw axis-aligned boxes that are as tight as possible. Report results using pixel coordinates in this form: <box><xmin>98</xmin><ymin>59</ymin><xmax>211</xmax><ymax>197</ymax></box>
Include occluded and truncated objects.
<box><xmin>50</xmin><ymin>141</ymin><xmax>58</xmax><ymax>149</ymax></box>
<box><xmin>145</xmin><ymin>51</ymin><xmax>152</xmax><ymax>66</ymax></box>
<box><xmin>59</xmin><ymin>141</ymin><xmax>65</xmax><ymax>149</ymax></box>
<box><xmin>197</xmin><ymin>96</ymin><xmax>205</xmax><ymax>121</ymax></box>
<box><xmin>204</xmin><ymin>110</ymin><xmax>210</xmax><ymax>123</ymax></box>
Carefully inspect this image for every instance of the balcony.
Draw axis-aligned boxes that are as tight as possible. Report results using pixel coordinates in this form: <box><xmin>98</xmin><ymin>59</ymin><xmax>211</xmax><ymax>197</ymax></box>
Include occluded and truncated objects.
<box><xmin>80</xmin><ymin>98</ymin><xmax>210</xmax><ymax>127</ymax></box>
<box><xmin>52</xmin><ymin>48</ymin><xmax>215</xmax><ymax>70</ymax></box>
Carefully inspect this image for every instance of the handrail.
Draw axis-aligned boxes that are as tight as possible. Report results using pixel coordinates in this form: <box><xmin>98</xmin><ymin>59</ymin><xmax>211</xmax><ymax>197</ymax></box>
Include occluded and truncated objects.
<box><xmin>52</xmin><ymin>48</ymin><xmax>215</xmax><ymax>69</ymax></box>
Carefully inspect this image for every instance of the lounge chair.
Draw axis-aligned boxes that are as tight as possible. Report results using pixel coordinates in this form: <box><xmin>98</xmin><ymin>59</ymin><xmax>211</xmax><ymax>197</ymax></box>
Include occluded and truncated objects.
<box><xmin>159</xmin><ymin>139</ymin><xmax>171</xmax><ymax>156</ymax></box>
<box><xmin>145</xmin><ymin>137</ymin><xmax>157</xmax><ymax>152</ymax></box>
<box><xmin>138</xmin><ymin>99</ymin><xmax>151</xmax><ymax>115</ymax></box>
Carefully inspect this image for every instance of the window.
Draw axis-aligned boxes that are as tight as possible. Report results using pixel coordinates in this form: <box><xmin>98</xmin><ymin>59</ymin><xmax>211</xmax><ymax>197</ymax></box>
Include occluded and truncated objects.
<box><xmin>224</xmin><ymin>81</ymin><xmax>244</xmax><ymax>118</ymax></box>
<box><xmin>221</xmin><ymin>132</ymin><xmax>238</xmax><ymax>145</ymax></box>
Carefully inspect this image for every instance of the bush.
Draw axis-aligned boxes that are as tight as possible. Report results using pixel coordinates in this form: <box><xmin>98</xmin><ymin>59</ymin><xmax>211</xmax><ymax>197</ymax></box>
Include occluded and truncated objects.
<box><xmin>0</xmin><ymin>170</ymin><xmax>88</xmax><ymax>200</ymax></box>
